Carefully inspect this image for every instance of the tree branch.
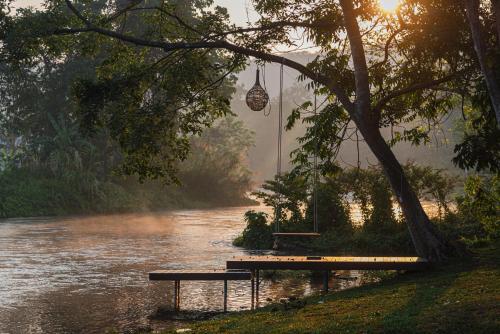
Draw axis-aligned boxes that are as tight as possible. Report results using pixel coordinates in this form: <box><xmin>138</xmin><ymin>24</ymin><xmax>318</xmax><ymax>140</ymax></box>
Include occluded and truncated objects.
<box><xmin>101</xmin><ymin>0</ymin><xmax>144</xmax><ymax>24</ymax></box>
<box><xmin>372</xmin><ymin>73</ymin><xmax>458</xmax><ymax>113</ymax></box>
<box><xmin>208</xmin><ymin>20</ymin><xmax>334</xmax><ymax>38</ymax></box>
<box><xmin>64</xmin><ymin>0</ymin><xmax>90</xmax><ymax>26</ymax></box>
<box><xmin>124</xmin><ymin>6</ymin><xmax>204</xmax><ymax>36</ymax></box>
<box><xmin>51</xmin><ymin>29</ymin><xmax>354</xmax><ymax>112</ymax></box>
<box><xmin>369</xmin><ymin>27</ymin><xmax>404</xmax><ymax>69</ymax></box>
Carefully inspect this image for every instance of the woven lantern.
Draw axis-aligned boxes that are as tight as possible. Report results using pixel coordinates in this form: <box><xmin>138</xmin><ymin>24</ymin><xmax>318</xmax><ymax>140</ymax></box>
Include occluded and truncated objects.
<box><xmin>246</xmin><ymin>69</ymin><xmax>269</xmax><ymax>111</ymax></box>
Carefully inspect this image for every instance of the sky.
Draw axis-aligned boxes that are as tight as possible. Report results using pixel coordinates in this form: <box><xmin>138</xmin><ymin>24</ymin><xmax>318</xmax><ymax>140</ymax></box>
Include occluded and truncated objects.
<box><xmin>13</xmin><ymin>1</ymin><xmax>398</xmax><ymax>24</ymax></box>
<box><xmin>13</xmin><ymin>0</ymin><xmax>257</xmax><ymax>25</ymax></box>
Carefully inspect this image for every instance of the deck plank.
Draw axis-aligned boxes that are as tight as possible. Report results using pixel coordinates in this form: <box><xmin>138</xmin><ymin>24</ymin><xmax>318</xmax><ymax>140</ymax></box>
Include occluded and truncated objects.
<box><xmin>226</xmin><ymin>256</ymin><xmax>429</xmax><ymax>271</ymax></box>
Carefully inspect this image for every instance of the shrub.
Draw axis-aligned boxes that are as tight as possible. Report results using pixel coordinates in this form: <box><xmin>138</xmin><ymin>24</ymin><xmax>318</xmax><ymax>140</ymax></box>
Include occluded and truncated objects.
<box><xmin>439</xmin><ymin>175</ymin><xmax>500</xmax><ymax>247</ymax></box>
<box><xmin>233</xmin><ymin>210</ymin><xmax>273</xmax><ymax>249</ymax></box>
<box><xmin>304</xmin><ymin>178</ymin><xmax>352</xmax><ymax>233</ymax></box>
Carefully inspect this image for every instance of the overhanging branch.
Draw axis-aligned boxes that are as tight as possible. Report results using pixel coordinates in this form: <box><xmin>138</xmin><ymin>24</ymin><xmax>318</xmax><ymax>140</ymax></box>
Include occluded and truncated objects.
<box><xmin>372</xmin><ymin>73</ymin><xmax>458</xmax><ymax>113</ymax></box>
<box><xmin>54</xmin><ymin>0</ymin><xmax>355</xmax><ymax>112</ymax></box>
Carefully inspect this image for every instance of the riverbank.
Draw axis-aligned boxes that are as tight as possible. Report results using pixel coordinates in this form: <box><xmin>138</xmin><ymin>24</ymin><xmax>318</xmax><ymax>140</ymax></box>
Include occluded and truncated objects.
<box><xmin>0</xmin><ymin>168</ymin><xmax>257</xmax><ymax>218</ymax></box>
<box><xmin>163</xmin><ymin>242</ymin><xmax>500</xmax><ymax>334</ymax></box>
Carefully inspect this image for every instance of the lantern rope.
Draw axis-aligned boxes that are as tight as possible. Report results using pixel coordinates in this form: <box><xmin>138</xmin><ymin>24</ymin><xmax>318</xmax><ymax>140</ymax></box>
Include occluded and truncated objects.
<box><xmin>262</xmin><ymin>64</ymin><xmax>271</xmax><ymax>116</ymax></box>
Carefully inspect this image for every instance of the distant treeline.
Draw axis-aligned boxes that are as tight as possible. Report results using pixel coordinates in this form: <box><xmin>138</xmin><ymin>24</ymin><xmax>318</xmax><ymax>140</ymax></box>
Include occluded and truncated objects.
<box><xmin>0</xmin><ymin>116</ymin><xmax>256</xmax><ymax>218</ymax></box>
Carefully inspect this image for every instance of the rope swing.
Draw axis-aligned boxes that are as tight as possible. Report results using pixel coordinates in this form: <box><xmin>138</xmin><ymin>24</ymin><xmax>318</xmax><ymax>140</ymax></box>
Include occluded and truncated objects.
<box><xmin>246</xmin><ymin>62</ymin><xmax>320</xmax><ymax>238</ymax></box>
<box><xmin>313</xmin><ymin>86</ymin><xmax>319</xmax><ymax>234</ymax></box>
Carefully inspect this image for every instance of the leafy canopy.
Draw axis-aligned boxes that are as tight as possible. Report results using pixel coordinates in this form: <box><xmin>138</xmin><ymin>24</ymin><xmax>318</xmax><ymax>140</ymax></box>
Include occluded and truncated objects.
<box><xmin>1</xmin><ymin>0</ymin><xmax>245</xmax><ymax>182</ymax></box>
<box><xmin>1</xmin><ymin>0</ymin><xmax>495</xmax><ymax>181</ymax></box>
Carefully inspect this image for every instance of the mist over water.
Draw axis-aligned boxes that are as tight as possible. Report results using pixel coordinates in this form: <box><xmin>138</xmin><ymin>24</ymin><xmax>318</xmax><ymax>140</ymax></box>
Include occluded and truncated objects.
<box><xmin>0</xmin><ymin>206</ymin><xmax>361</xmax><ymax>334</ymax></box>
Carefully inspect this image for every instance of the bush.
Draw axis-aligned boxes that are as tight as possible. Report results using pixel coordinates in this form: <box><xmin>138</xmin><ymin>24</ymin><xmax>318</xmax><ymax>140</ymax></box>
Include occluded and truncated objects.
<box><xmin>0</xmin><ymin>168</ymin><xmax>182</xmax><ymax>218</ymax></box>
<box><xmin>233</xmin><ymin>210</ymin><xmax>273</xmax><ymax>249</ymax></box>
<box><xmin>234</xmin><ymin>164</ymin><xmax>498</xmax><ymax>255</ymax></box>
<box><xmin>0</xmin><ymin>168</ymin><xmax>91</xmax><ymax>217</ymax></box>
<box><xmin>304</xmin><ymin>179</ymin><xmax>352</xmax><ymax>233</ymax></box>
<box><xmin>437</xmin><ymin>175</ymin><xmax>500</xmax><ymax>247</ymax></box>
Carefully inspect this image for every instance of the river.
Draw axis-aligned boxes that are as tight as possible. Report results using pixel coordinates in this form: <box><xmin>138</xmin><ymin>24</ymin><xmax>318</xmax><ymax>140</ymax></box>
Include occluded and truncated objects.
<box><xmin>0</xmin><ymin>206</ymin><xmax>362</xmax><ymax>334</ymax></box>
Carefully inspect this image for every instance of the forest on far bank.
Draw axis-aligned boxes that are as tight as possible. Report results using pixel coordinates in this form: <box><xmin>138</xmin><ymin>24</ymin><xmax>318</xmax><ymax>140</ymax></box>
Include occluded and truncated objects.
<box><xmin>0</xmin><ymin>54</ymin><xmax>256</xmax><ymax>217</ymax></box>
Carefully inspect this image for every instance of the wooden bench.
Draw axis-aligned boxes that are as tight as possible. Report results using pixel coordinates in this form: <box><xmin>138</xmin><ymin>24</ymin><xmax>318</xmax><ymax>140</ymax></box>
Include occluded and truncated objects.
<box><xmin>148</xmin><ymin>269</ymin><xmax>253</xmax><ymax>311</ymax></box>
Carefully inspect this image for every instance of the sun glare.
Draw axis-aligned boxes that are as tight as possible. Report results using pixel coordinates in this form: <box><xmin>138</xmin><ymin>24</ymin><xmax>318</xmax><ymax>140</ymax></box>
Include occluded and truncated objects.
<box><xmin>379</xmin><ymin>0</ymin><xmax>400</xmax><ymax>12</ymax></box>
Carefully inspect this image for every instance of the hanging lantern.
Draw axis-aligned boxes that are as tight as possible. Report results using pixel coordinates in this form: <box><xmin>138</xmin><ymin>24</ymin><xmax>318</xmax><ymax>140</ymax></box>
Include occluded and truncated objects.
<box><xmin>246</xmin><ymin>69</ymin><xmax>269</xmax><ymax>111</ymax></box>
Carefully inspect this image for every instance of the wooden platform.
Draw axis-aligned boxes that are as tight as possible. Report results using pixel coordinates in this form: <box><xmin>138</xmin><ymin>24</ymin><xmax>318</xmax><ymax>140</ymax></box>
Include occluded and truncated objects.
<box><xmin>149</xmin><ymin>269</ymin><xmax>252</xmax><ymax>281</ymax></box>
<box><xmin>226</xmin><ymin>256</ymin><xmax>429</xmax><ymax>271</ymax></box>
<box><xmin>148</xmin><ymin>269</ymin><xmax>253</xmax><ymax>312</ymax></box>
<box><xmin>272</xmin><ymin>232</ymin><xmax>321</xmax><ymax>237</ymax></box>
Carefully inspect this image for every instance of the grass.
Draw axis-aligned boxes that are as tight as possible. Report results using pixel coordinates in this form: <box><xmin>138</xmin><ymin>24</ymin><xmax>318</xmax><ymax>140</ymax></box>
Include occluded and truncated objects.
<box><xmin>163</xmin><ymin>242</ymin><xmax>500</xmax><ymax>334</ymax></box>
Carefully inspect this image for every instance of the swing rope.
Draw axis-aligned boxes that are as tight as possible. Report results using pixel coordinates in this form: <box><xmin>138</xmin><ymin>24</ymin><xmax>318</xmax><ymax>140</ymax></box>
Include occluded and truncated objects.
<box><xmin>313</xmin><ymin>86</ymin><xmax>319</xmax><ymax>234</ymax></box>
<box><xmin>274</xmin><ymin>63</ymin><xmax>320</xmax><ymax>235</ymax></box>
<box><xmin>275</xmin><ymin>61</ymin><xmax>284</xmax><ymax>233</ymax></box>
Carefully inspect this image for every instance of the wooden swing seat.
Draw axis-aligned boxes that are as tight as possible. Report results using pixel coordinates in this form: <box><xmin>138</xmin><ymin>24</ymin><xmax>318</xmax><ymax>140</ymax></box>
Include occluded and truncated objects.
<box><xmin>272</xmin><ymin>232</ymin><xmax>321</xmax><ymax>237</ymax></box>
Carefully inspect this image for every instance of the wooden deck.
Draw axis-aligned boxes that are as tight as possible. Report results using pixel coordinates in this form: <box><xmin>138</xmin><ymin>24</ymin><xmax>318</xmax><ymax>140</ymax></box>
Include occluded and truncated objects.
<box><xmin>226</xmin><ymin>256</ymin><xmax>429</xmax><ymax>271</ymax></box>
<box><xmin>148</xmin><ymin>269</ymin><xmax>253</xmax><ymax>312</ymax></box>
<box><xmin>149</xmin><ymin>269</ymin><xmax>252</xmax><ymax>281</ymax></box>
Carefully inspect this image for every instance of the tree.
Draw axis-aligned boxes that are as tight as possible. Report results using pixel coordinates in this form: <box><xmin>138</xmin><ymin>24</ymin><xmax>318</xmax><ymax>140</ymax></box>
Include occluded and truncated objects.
<box><xmin>1</xmin><ymin>0</ymin><xmax>242</xmax><ymax>183</ymax></box>
<box><xmin>3</xmin><ymin>0</ymin><xmax>479</xmax><ymax>260</ymax></box>
<box><xmin>463</xmin><ymin>0</ymin><xmax>500</xmax><ymax>127</ymax></box>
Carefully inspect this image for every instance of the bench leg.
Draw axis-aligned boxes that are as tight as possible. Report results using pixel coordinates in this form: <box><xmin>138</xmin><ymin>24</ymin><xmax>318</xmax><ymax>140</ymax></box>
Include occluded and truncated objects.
<box><xmin>173</xmin><ymin>280</ymin><xmax>177</xmax><ymax>309</ymax></box>
<box><xmin>223</xmin><ymin>279</ymin><xmax>228</xmax><ymax>312</ymax></box>
<box><xmin>174</xmin><ymin>280</ymin><xmax>181</xmax><ymax>311</ymax></box>
<box><xmin>323</xmin><ymin>270</ymin><xmax>329</xmax><ymax>293</ymax></box>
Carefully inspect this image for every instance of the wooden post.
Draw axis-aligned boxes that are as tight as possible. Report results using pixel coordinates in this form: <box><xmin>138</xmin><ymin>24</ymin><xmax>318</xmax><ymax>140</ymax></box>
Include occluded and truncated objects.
<box><xmin>256</xmin><ymin>269</ymin><xmax>260</xmax><ymax>308</ymax></box>
<box><xmin>323</xmin><ymin>270</ymin><xmax>329</xmax><ymax>293</ymax></box>
<box><xmin>175</xmin><ymin>280</ymin><xmax>181</xmax><ymax>310</ymax></box>
<box><xmin>223</xmin><ymin>279</ymin><xmax>228</xmax><ymax>312</ymax></box>
<box><xmin>173</xmin><ymin>280</ymin><xmax>178</xmax><ymax>310</ymax></box>
<box><xmin>251</xmin><ymin>270</ymin><xmax>255</xmax><ymax>310</ymax></box>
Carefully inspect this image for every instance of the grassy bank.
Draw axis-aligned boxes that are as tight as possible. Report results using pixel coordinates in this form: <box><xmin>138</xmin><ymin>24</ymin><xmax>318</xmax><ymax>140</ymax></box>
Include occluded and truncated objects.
<box><xmin>164</xmin><ymin>243</ymin><xmax>500</xmax><ymax>334</ymax></box>
<box><xmin>0</xmin><ymin>168</ymin><xmax>256</xmax><ymax>218</ymax></box>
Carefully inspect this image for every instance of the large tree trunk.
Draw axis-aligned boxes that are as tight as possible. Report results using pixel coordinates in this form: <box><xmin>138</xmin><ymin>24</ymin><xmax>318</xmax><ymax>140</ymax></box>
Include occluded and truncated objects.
<box><xmin>339</xmin><ymin>0</ymin><xmax>452</xmax><ymax>261</ymax></box>
<box><xmin>493</xmin><ymin>0</ymin><xmax>500</xmax><ymax>43</ymax></box>
<box><xmin>465</xmin><ymin>0</ymin><xmax>500</xmax><ymax>127</ymax></box>
<box><xmin>356</xmin><ymin>120</ymin><xmax>452</xmax><ymax>261</ymax></box>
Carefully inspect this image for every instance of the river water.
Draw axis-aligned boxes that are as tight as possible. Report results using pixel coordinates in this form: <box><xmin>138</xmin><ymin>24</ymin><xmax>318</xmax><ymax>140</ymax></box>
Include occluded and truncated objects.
<box><xmin>0</xmin><ymin>206</ymin><xmax>363</xmax><ymax>334</ymax></box>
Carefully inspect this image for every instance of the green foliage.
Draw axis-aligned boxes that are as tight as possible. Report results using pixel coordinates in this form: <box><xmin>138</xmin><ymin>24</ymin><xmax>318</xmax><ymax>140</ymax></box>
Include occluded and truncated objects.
<box><xmin>1</xmin><ymin>0</ymin><xmax>244</xmax><ymax>183</ymax></box>
<box><xmin>0</xmin><ymin>1</ymin><xmax>256</xmax><ymax>217</ymax></box>
<box><xmin>289</xmin><ymin>103</ymin><xmax>348</xmax><ymax>177</ymax></box>
<box><xmin>0</xmin><ymin>113</ymin><xmax>256</xmax><ymax>218</ymax></box>
<box><xmin>443</xmin><ymin>175</ymin><xmax>500</xmax><ymax>247</ymax></box>
<box><xmin>403</xmin><ymin>162</ymin><xmax>457</xmax><ymax>218</ymax></box>
<box><xmin>453</xmin><ymin>83</ymin><xmax>500</xmax><ymax>173</ymax></box>
<box><xmin>3</xmin><ymin>0</ymin><xmax>488</xmax><ymax>185</ymax></box>
<box><xmin>240</xmin><ymin>167</ymin><xmax>410</xmax><ymax>253</ymax></box>
<box><xmin>339</xmin><ymin>168</ymin><xmax>399</xmax><ymax>232</ymax></box>
<box><xmin>233</xmin><ymin>210</ymin><xmax>273</xmax><ymax>249</ymax></box>
<box><xmin>0</xmin><ymin>168</ymin><xmax>130</xmax><ymax>217</ymax></box>
<box><xmin>254</xmin><ymin>173</ymin><xmax>309</xmax><ymax>227</ymax></box>
<box><xmin>305</xmin><ymin>178</ymin><xmax>352</xmax><ymax>233</ymax></box>
<box><xmin>235</xmin><ymin>163</ymin><xmax>495</xmax><ymax>255</ymax></box>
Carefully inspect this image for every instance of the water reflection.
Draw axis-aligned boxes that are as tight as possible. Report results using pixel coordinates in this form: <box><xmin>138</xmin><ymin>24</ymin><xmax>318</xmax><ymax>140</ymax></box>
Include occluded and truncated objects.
<box><xmin>0</xmin><ymin>207</ymin><xmax>361</xmax><ymax>334</ymax></box>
